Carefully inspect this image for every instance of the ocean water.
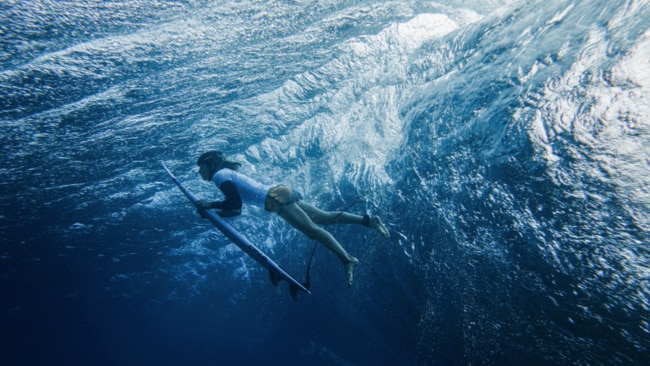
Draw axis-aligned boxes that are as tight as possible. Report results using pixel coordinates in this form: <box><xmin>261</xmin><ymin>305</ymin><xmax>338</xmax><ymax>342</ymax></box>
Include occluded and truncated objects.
<box><xmin>1</xmin><ymin>0</ymin><xmax>649</xmax><ymax>365</ymax></box>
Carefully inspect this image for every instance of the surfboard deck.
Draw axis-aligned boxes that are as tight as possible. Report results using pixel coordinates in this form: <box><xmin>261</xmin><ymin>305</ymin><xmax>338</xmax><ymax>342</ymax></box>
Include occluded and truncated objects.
<box><xmin>161</xmin><ymin>162</ymin><xmax>311</xmax><ymax>300</ymax></box>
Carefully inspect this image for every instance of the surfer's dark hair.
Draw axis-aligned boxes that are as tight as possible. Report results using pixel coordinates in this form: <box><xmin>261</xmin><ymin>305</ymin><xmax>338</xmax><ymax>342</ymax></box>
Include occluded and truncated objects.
<box><xmin>197</xmin><ymin>151</ymin><xmax>241</xmax><ymax>176</ymax></box>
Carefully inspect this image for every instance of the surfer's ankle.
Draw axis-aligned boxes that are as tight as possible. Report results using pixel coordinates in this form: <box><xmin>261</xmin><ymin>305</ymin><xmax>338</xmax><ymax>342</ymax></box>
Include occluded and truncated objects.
<box><xmin>370</xmin><ymin>216</ymin><xmax>390</xmax><ymax>238</ymax></box>
<box><xmin>344</xmin><ymin>257</ymin><xmax>359</xmax><ymax>287</ymax></box>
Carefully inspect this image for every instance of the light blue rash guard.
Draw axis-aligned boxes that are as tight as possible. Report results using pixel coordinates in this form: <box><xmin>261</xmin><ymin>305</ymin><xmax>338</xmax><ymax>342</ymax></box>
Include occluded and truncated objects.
<box><xmin>212</xmin><ymin>168</ymin><xmax>273</xmax><ymax>208</ymax></box>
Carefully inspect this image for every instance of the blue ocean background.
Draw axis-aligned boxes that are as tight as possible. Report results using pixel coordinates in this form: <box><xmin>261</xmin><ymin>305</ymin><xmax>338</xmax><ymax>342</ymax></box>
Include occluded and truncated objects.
<box><xmin>2</xmin><ymin>0</ymin><xmax>649</xmax><ymax>365</ymax></box>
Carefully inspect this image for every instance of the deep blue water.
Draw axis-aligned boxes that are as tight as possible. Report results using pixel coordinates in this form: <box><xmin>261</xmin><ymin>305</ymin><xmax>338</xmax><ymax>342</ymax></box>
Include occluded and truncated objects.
<box><xmin>2</xmin><ymin>1</ymin><xmax>649</xmax><ymax>365</ymax></box>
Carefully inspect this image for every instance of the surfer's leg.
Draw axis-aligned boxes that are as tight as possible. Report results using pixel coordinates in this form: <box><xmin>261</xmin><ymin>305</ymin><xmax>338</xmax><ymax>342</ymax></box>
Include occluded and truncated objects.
<box><xmin>279</xmin><ymin>202</ymin><xmax>358</xmax><ymax>286</ymax></box>
<box><xmin>297</xmin><ymin>201</ymin><xmax>363</xmax><ymax>224</ymax></box>
<box><xmin>279</xmin><ymin>203</ymin><xmax>353</xmax><ymax>260</ymax></box>
<box><xmin>297</xmin><ymin>201</ymin><xmax>390</xmax><ymax>238</ymax></box>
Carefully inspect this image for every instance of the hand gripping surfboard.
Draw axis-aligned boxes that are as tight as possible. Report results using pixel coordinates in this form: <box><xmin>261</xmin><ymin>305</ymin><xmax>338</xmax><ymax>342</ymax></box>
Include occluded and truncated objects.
<box><xmin>161</xmin><ymin>162</ymin><xmax>311</xmax><ymax>300</ymax></box>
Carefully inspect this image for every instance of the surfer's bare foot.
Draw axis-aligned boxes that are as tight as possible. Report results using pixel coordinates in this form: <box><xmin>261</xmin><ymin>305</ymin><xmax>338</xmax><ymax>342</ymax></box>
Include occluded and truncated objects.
<box><xmin>344</xmin><ymin>257</ymin><xmax>359</xmax><ymax>287</ymax></box>
<box><xmin>370</xmin><ymin>216</ymin><xmax>390</xmax><ymax>238</ymax></box>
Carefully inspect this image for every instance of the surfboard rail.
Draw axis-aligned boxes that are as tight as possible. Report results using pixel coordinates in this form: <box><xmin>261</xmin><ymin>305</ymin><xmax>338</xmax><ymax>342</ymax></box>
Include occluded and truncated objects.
<box><xmin>161</xmin><ymin>162</ymin><xmax>310</xmax><ymax>300</ymax></box>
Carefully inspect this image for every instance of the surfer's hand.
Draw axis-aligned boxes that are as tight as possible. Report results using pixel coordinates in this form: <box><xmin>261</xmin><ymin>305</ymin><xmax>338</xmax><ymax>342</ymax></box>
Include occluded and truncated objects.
<box><xmin>196</xmin><ymin>200</ymin><xmax>211</xmax><ymax>219</ymax></box>
<box><xmin>196</xmin><ymin>200</ymin><xmax>212</xmax><ymax>209</ymax></box>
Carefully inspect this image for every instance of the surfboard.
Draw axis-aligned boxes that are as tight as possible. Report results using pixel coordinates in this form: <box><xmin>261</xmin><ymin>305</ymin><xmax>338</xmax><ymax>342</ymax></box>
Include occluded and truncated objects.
<box><xmin>161</xmin><ymin>162</ymin><xmax>311</xmax><ymax>300</ymax></box>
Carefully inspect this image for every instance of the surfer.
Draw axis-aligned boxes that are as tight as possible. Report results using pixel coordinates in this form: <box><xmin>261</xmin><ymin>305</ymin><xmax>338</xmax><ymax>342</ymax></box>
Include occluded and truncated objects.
<box><xmin>195</xmin><ymin>151</ymin><xmax>390</xmax><ymax>287</ymax></box>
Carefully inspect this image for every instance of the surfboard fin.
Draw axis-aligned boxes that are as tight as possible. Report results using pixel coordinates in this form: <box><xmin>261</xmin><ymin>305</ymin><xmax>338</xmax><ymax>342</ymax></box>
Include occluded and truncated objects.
<box><xmin>269</xmin><ymin>270</ymin><xmax>281</xmax><ymax>287</ymax></box>
<box><xmin>272</xmin><ymin>270</ymin><xmax>302</xmax><ymax>301</ymax></box>
<box><xmin>290</xmin><ymin>283</ymin><xmax>300</xmax><ymax>301</ymax></box>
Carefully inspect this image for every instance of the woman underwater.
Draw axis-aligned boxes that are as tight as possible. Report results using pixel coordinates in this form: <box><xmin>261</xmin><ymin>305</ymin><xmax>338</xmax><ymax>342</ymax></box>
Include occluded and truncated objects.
<box><xmin>195</xmin><ymin>151</ymin><xmax>390</xmax><ymax>287</ymax></box>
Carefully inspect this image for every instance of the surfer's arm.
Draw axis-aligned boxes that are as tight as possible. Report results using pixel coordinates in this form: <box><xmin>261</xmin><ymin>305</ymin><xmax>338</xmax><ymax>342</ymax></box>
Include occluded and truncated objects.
<box><xmin>197</xmin><ymin>180</ymin><xmax>242</xmax><ymax>216</ymax></box>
